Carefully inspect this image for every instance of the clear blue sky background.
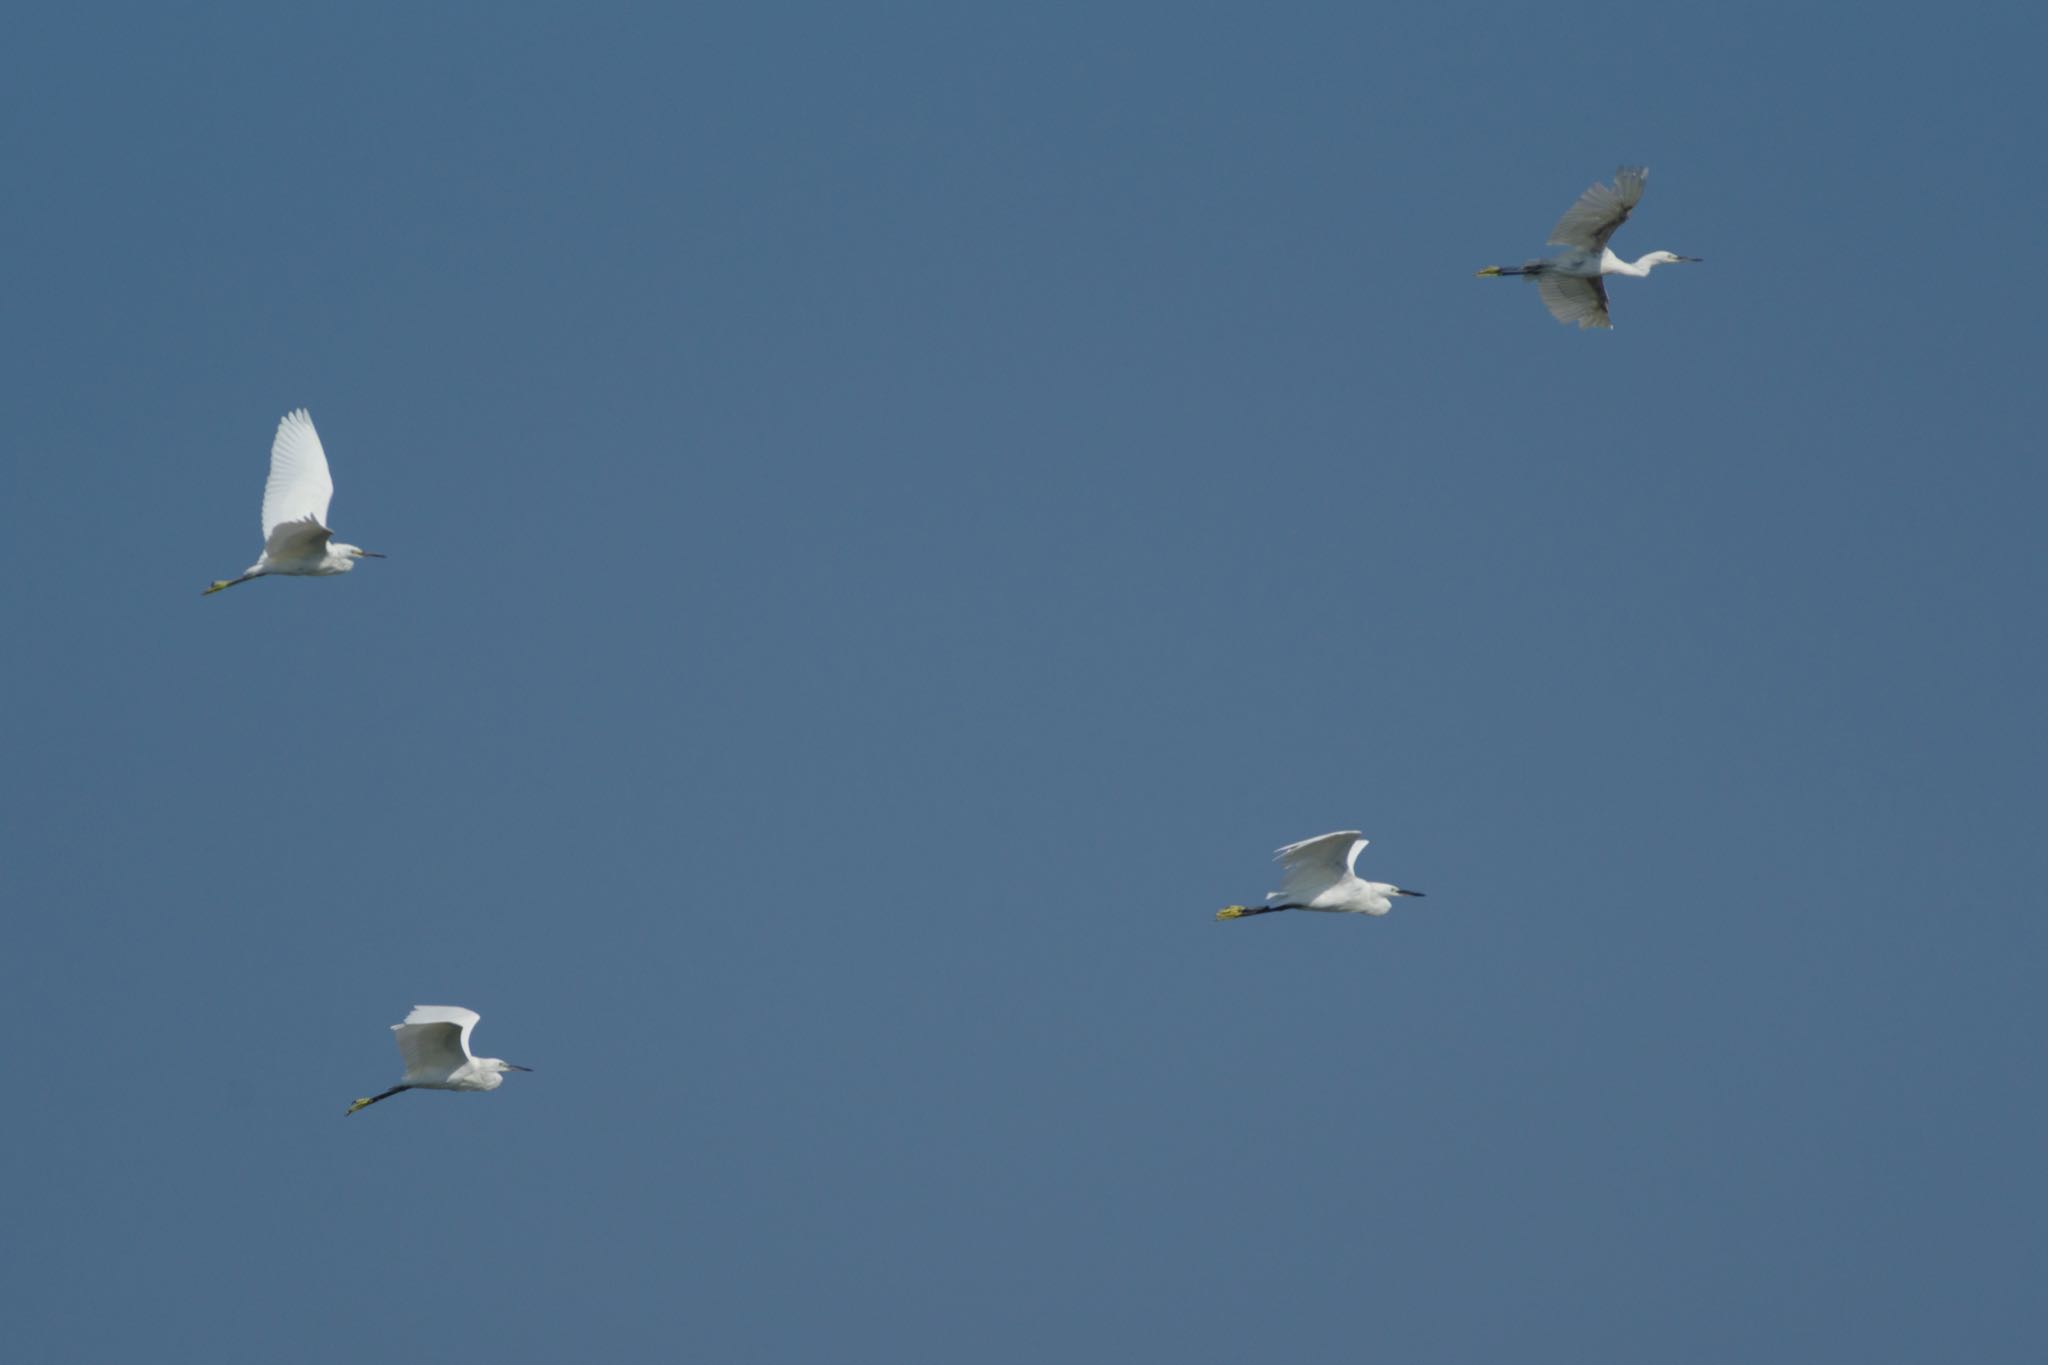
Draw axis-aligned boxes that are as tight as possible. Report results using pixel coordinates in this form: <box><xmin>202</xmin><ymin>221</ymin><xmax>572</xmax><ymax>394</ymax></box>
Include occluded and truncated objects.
<box><xmin>5</xmin><ymin>3</ymin><xmax>2044</xmax><ymax>1360</ymax></box>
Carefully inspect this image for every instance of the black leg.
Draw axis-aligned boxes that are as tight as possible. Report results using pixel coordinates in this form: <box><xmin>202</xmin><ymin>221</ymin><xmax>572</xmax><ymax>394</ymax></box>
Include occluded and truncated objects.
<box><xmin>346</xmin><ymin>1084</ymin><xmax>413</xmax><ymax>1115</ymax></box>
<box><xmin>1217</xmin><ymin>902</ymin><xmax>1300</xmax><ymax>920</ymax></box>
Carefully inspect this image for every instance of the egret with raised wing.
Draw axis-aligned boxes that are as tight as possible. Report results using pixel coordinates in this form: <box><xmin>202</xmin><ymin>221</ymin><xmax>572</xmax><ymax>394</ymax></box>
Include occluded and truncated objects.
<box><xmin>1217</xmin><ymin>831</ymin><xmax>1425</xmax><ymax>920</ymax></box>
<box><xmin>206</xmin><ymin>408</ymin><xmax>382</xmax><ymax>594</ymax></box>
<box><xmin>346</xmin><ymin>1005</ymin><xmax>530</xmax><ymax>1115</ymax></box>
<box><xmin>1476</xmin><ymin>167</ymin><xmax>1699</xmax><ymax>328</ymax></box>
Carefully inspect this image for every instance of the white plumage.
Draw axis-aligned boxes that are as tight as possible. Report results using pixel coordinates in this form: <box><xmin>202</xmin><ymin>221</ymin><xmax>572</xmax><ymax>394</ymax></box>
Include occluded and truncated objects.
<box><xmin>347</xmin><ymin>1005</ymin><xmax>529</xmax><ymax>1114</ymax></box>
<box><xmin>1216</xmin><ymin>830</ymin><xmax>1426</xmax><ymax>920</ymax></box>
<box><xmin>1547</xmin><ymin>167</ymin><xmax>1648</xmax><ymax>253</ymax></box>
<box><xmin>206</xmin><ymin>409</ymin><xmax>383</xmax><ymax>594</ymax></box>
<box><xmin>1476</xmin><ymin>167</ymin><xmax>1700</xmax><ymax>329</ymax></box>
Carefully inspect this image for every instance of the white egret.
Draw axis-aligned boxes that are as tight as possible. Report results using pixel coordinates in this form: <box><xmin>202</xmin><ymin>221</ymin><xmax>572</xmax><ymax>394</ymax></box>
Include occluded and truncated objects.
<box><xmin>1216</xmin><ymin>830</ymin><xmax>1425</xmax><ymax>920</ymax></box>
<box><xmin>1476</xmin><ymin>166</ymin><xmax>1699</xmax><ymax>328</ymax></box>
<box><xmin>346</xmin><ymin>1005</ymin><xmax>529</xmax><ymax>1115</ymax></box>
<box><xmin>206</xmin><ymin>408</ymin><xmax>382</xmax><ymax>594</ymax></box>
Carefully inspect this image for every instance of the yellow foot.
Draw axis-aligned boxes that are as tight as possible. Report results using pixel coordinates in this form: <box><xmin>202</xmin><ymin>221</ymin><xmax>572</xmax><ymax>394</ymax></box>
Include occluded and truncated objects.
<box><xmin>345</xmin><ymin>1097</ymin><xmax>373</xmax><ymax>1115</ymax></box>
<box><xmin>1475</xmin><ymin>266</ymin><xmax>1503</xmax><ymax>277</ymax></box>
<box><xmin>203</xmin><ymin>581</ymin><xmax>231</xmax><ymax>595</ymax></box>
<box><xmin>1216</xmin><ymin>905</ymin><xmax>1250</xmax><ymax>920</ymax></box>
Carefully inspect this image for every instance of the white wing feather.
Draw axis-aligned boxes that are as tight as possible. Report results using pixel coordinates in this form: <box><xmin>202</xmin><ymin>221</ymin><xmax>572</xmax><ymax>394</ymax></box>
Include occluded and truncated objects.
<box><xmin>1548</xmin><ymin>166</ymin><xmax>1647</xmax><ymax>252</ymax></box>
<box><xmin>392</xmin><ymin>1005</ymin><xmax>480</xmax><ymax>1080</ymax></box>
<box><xmin>1271</xmin><ymin>830</ymin><xmax>1367</xmax><ymax>902</ymax></box>
<box><xmin>260</xmin><ymin>409</ymin><xmax>335</xmax><ymax>539</ymax></box>
<box><xmin>1538</xmin><ymin>274</ymin><xmax>1612</xmax><ymax>329</ymax></box>
<box><xmin>262</xmin><ymin>518</ymin><xmax>333</xmax><ymax>561</ymax></box>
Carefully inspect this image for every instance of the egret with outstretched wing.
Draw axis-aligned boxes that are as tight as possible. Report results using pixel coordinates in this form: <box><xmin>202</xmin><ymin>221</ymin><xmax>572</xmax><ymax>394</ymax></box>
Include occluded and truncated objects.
<box><xmin>1216</xmin><ymin>831</ymin><xmax>1426</xmax><ymax>920</ymax></box>
<box><xmin>1477</xmin><ymin>167</ymin><xmax>1700</xmax><ymax>328</ymax></box>
<box><xmin>347</xmin><ymin>1006</ymin><xmax>530</xmax><ymax>1115</ymax></box>
<box><xmin>206</xmin><ymin>409</ymin><xmax>383</xmax><ymax>594</ymax></box>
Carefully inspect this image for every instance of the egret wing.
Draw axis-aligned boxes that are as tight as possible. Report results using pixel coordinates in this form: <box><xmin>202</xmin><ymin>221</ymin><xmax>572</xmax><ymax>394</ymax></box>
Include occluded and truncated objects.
<box><xmin>1272</xmin><ymin>830</ymin><xmax>1367</xmax><ymax>902</ymax></box>
<box><xmin>1537</xmin><ymin>273</ymin><xmax>1612</xmax><ymax>329</ymax></box>
<box><xmin>260</xmin><ymin>409</ymin><xmax>335</xmax><ymax>539</ymax></box>
<box><xmin>392</xmin><ymin>1005</ymin><xmax>480</xmax><ymax>1081</ymax></box>
<box><xmin>1548</xmin><ymin>167</ymin><xmax>1646</xmax><ymax>252</ymax></box>
<box><xmin>262</xmin><ymin>516</ymin><xmax>333</xmax><ymax>561</ymax></box>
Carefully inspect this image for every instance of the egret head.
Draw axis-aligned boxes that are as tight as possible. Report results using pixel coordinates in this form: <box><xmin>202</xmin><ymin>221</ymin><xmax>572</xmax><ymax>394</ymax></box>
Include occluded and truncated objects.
<box><xmin>487</xmin><ymin>1058</ymin><xmax>532</xmax><ymax>1076</ymax></box>
<box><xmin>1649</xmin><ymin>251</ymin><xmax>1701</xmax><ymax>267</ymax></box>
<box><xmin>339</xmin><ymin>544</ymin><xmax>385</xmax><ymax>560</ymax></box>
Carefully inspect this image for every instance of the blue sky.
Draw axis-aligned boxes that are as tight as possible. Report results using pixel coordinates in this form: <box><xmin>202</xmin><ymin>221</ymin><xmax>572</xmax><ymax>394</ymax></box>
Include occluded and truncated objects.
<box><xmin>5</xmin><ymin>3</ymin><xmax>2045</xmax><ymax>1360</ymax></box>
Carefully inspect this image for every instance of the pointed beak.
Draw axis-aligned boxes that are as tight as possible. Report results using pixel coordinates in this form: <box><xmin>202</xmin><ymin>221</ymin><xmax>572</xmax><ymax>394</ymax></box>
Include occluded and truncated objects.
<box><xmin>1678</xmin><ymin>256</ymin><xmax>1703</xmax><ymax>263</ymax></box>
<box><xmin>358</xmin><ymin>550</ymin><xmax>387</xmax><ymax>558</ymax></box>
<box><xmin>1394</xmin><ymin>888</ymin><xmax>1425</xmax><ymax>897</ymax></box>
<box><xmin>506</xmin><ymin>1064</ymin><xmax>533</xmax><ymax>1071</ymax></box>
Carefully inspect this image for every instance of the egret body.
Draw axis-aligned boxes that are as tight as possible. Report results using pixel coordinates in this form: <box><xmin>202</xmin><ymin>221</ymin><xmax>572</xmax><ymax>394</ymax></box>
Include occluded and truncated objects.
<box><xmin>206</xmin><ymin>408</ymin><xmax>382</xmax><ymax>594</ymax></box>
<box><xmin>1476</xmin><ymin>167</ymin><xmax>1699</xmax><ymax>328</ymax></box>
<box><xmin>346</xmin><ymin>1005</ymin><xmax>530</xmax><ymax>1115</ymax></box>
<box><xmin>1217</xmin><ymin>830</ymin><xmax>1425</xmax><ymax>920</ymax></box>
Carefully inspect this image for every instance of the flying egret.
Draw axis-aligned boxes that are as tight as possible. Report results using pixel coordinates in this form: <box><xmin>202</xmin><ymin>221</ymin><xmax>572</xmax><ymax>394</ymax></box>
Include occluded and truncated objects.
<box><xmin>205</xmin><ymin>408</ymin><xmax>382</xmax><ymax>594</ymax></box>
<box><xmin>1476</xmin><ymin>166</ymin><xmax>1699</xmax><ymax>328</ymax></box>
<box><xmin>1216</xmin><ymin>831</ymin><xmax>1425</xmax><ymax>920</ymax></box>
<box><xmin>346</xmin><ymin>1005</ymin><xmax>530</xmax><ymax>1115</ymax></box>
